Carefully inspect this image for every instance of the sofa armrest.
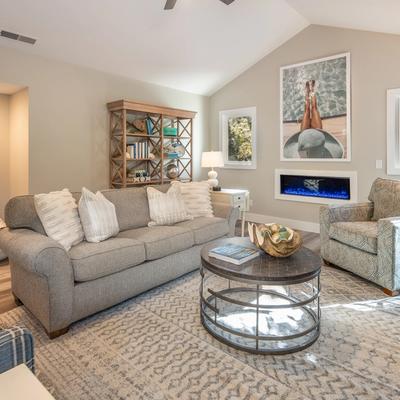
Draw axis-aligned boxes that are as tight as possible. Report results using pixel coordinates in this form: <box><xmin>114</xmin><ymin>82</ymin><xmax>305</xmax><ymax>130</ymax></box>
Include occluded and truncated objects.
<box><xmin>0</xmin><ymin>327</ymin><xmax>34</xmax><ymax>374</ymax></box>
<box><xmin>0</xmin><ymin>228</ymin><xmax>74</xmax><ymax>332</ymax></box>
<box><xmin>320</xmin><ymin>202</ymin><xmax>374</xmax><ymax>259</ymax></box>
<box><xmin>377</xmin><ymin>217</ymin><xmax>400</xmax><ymax>291</ymax></box>
<box><xmin>212</xmin><ymin>203</ymin><xmax>240</xmax><ymax>237</ymax></box>
<box><xmin>0</xmin><ymin>228</ymin><xmax>71</xmax><ymax>278</ymax></box>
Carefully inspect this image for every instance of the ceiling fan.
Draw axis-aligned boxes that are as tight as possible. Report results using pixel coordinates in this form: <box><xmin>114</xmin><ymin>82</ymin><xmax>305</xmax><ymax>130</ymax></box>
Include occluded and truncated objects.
<box><xmin>164</xmin><ymin>0</ymin><xmax>235</xmax><ymax>10</ymax></box>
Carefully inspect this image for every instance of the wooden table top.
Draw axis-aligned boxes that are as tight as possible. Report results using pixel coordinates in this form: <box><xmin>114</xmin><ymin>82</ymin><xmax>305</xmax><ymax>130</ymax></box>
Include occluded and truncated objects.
<box><xmin>201</xmin><ymin>237</ymin><xmax>321</xmax><ymax>285</ymax></box>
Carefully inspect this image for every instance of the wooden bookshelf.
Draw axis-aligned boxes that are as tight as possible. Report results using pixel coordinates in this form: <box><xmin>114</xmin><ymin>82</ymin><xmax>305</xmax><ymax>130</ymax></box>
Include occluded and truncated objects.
<box><xmin>107</xmin><ymin>100</ymin><xmax>196</xmax><ymax>188</ymax></box>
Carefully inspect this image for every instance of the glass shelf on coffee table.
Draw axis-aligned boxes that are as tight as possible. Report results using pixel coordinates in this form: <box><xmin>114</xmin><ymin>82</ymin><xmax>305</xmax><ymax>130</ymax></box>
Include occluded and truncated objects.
<box><xmin>200</xmin><ymin>237</ymin><xmax>321</xmax><ymax>355</ymax></box>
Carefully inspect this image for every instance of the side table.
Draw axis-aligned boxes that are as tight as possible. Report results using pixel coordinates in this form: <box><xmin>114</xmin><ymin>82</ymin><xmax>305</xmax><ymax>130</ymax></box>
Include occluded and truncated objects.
<box><xmin>0</xmin><ymin>364</ymin><xmax>55</xmax><ymax>399</ymax></box>
<box><xmin>211</xmin><ymin>189</ymin><xmax>250</xmax><ymax>237</ymax></box>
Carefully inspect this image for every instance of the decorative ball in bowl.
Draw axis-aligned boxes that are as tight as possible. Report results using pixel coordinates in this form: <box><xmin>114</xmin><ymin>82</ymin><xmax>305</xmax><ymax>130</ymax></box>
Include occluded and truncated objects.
<box><xmin>248</xmin><ymin>222</ymin><xmax>302</xmax><ymax>258</ymax></box>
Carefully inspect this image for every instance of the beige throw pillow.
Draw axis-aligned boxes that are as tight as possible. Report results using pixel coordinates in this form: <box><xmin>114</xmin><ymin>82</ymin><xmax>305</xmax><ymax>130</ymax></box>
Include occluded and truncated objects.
<box><xmin>147</xmin><ymin>185</ymin><xmax>192</xmax><ymax>226</ymax></box>
<box><xmin>78</xmin><ymin>187</ymin><xmax>120</xmax><ymax>243</ymax></box>
<box><xmin>34</xmin><ymin>189</ymin><xmax>84</xmax><ymax>251</ymax></box>
<box><xmin>171</xmin><ymin>180</ymin><xmax>213</xmax><ymax>218</ymax></box>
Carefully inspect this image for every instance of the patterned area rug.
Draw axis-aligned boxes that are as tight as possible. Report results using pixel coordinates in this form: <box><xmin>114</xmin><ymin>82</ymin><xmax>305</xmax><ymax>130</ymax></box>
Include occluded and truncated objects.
<box><xmin>1</xmin><ymin>264</ymin><xmax>400</xmax><ymax>400</ymax></box>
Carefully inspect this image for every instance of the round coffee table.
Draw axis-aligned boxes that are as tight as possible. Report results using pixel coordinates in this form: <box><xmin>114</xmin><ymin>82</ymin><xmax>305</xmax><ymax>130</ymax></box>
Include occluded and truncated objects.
<box><xmin>200</xmin><ymin>237</ymin><xmax>321</xmax><ymax>355</ymax></box>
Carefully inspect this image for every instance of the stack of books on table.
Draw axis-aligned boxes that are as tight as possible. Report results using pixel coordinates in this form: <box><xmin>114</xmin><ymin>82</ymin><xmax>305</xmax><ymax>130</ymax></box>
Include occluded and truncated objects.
<box><xmin>209</xmin><ymin>243</ymin><xmax>259</xmax><ymax>265</ymax></box>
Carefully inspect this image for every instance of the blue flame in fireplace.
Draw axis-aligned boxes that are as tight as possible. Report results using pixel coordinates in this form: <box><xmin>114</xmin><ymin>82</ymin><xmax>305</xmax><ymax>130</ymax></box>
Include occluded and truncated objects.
<box><xmin>281</xmin><ymin>175</ymin><xmax>350</xmax><ymax>200</ymax></box>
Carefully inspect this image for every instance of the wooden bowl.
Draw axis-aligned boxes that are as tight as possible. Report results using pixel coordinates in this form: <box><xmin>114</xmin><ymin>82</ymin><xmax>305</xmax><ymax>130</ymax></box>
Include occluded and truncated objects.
<box><xmin>248</xmin><ymin>222</ymin><xmax>302</xmax><ymax>258</ymax></box>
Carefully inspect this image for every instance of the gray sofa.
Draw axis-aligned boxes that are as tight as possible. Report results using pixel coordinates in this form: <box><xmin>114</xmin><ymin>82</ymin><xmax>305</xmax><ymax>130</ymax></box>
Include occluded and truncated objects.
<box><xmin>320</xmin><ymin>178</ymin><xmax>400</xmax><ymax>296</ymax></box>
<box><xmin>0</xmin><ymin>185</ymin><xmax>239</xmax><ymax>338</ymax></box>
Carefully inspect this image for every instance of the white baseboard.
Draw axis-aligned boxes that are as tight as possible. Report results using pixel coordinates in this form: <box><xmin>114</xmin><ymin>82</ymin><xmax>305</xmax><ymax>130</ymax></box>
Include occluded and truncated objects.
<box><xmin>245</xmin><ymin>212</ymin><xmax>320</xmax><ymax>234</ymax></box>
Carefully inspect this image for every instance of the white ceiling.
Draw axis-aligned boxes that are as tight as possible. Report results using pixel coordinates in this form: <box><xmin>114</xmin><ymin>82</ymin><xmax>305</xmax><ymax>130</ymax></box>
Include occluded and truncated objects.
<box><xmin>0</xmin><ymin>0</ymin><xmax>399</xmax><ymax>95</ymax></box>
<box><xmin>286</xmin><ymin>0</ymin><xmax>400</xmax><ymax>36</ymax></box>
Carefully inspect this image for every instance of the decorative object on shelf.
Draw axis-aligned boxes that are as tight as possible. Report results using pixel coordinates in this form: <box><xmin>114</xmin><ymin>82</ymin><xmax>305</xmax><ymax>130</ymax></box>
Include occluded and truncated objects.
<box><xmin>201</xmin><ymin>151</ymin><xmax>224</xmax><ymax>188</ymax></box>
<box><xmin>132</xmin><ymin>118</ymin><xmax>147</xmax><ymax>132</ymax></box>
<box><xmin>165</xmin><ymin>163</ymin><xmax>179</xmax><ymax>179</ymax></box>
<box><xmin>129</xmin><ymin>169</ymin><xmax>151</xmax><ymax>183</ymax></box>
<box><xmin>280</xmin><ymin>53</ymin><xmax>351</xmax><ymax>161</ymax></box>
<box><xmin>163</xmin><ymin>141</ymin><xmax>185</xmax><ymax>159</ymax></box>
<box><xmin>163</xmin><ymin>126</ymin><xmax>177</xmax><ymax>136</ymax></box>
<box><xmin>220</xmin><ymin>107</ymin><xmax>257</xmax><ymax>169</ymax></box>
<box><xmin>248</xmin><ymin>222</ymin><xmax>302</xmax><ymax>257</ymax></box>
<box><xmin>107</xmin><ymin>100</ymin><xmax>195</xmax><ymax>188</ymax></box>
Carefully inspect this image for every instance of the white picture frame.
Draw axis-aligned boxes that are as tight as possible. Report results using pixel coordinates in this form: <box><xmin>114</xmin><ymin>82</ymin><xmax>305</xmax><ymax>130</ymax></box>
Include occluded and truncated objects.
<box><xmin>219</xmin><ymin>107</ymin><xmax>257</xmax><ymax>169</ymax></box>
<box><xmin>387</xmin><ymin>88</ymin><xmax>400</xmax><ymax>175</ymax></box>
<box><xmin>280</xmin><ymin>52</ymin><xmax>351</xmax><ymax>162</ymax></box>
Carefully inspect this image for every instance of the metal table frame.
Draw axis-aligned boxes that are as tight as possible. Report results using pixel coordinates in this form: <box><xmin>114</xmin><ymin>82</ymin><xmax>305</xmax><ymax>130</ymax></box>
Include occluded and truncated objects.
<box><xmin>200</xmin><ymin>265</ymin><xmax>321</xmax><ymax>355</ymax></box>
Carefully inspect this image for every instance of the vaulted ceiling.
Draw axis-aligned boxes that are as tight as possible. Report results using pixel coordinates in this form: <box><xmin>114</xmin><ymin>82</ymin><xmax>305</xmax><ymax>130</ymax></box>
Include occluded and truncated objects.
<box><xmin>0</xmin><ymin>0</ymin><xmax>398</xmax><ymax>95</ymax></box>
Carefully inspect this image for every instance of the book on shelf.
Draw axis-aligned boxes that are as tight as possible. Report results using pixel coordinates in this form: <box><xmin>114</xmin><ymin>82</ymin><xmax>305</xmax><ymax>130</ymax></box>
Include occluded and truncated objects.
<box><xmin>146</xmin><ymin>118</ymin><xmax>154</xmax><ymax>135</ymax></box>
<box><xmin>127</xmin><ymin>142</ymin><xmax>149</xmax><ymax>159</ymax></box>
<box><xmin>208</xmin><ymin>243</ymin><xmax>259</xmax><ymax>265</ymax></box>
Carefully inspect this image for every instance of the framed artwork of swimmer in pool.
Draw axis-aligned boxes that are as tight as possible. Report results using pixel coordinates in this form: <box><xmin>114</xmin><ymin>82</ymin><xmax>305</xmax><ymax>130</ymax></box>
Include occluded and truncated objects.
<box><xmin>280</xmin><ymin>53</ymin><xmax>351</xmax><ymax>161</ymax></box>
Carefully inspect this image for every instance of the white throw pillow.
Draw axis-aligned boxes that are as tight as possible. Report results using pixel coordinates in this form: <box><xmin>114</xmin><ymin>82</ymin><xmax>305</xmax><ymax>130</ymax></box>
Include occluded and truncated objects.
<box><xmin>78</xmin><ymin>187</ymin><xmax>120</xmax><ymax>243</ymax></box>
<box><xmin>171</xmin><ymin>181</ymin><xmax>213</xmax><ymax>218</ymax></box>
<box><xmin>147</xmin><ymin>185</ymin><xmax>192</xmax><ymax>226</ymax></box>
<box><xmin>34</xmin><ymin>189</ymin><xmax>84</xmax><ymax>251</ymax></box>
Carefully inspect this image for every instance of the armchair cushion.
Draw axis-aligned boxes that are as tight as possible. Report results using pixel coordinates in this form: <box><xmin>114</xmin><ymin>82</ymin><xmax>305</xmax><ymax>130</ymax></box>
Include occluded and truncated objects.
<box><xmin>329</xmin><ymin>221</ymin><xmax>378</xmax><ymax>254</ymax></box>
<box><xmin>369</xmin><ymin>178</ymin><xmax>400</xmax><ymax>221</ymax></box>
<box><xmin>0</xmin><ymin>327</ymin><xmax>34</xmax><ymax>374</ymax></box>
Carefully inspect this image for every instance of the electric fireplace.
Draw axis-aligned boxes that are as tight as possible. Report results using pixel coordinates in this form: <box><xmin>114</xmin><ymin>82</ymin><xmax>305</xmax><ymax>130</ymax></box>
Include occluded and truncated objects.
<box><xmin>275</xmin><ymin>169</ymin><xmax>357</xmax><ymax>204</ymax></box>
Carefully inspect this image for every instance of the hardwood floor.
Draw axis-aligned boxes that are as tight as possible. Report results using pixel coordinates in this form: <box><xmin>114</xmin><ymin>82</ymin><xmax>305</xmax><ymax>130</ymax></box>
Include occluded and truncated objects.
<box><xmin>0</xmin><ymin>226</ymin><xmax>320</xmax><ymax>315</ymax></box>
<box><xmin>0</xmin><ymin>260</ymin><xmax>14</xmax><ymax>314</ymax></box>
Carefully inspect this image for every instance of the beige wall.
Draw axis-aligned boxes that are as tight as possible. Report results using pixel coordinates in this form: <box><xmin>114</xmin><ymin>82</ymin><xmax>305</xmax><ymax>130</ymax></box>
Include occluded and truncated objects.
<box><xmin>0</xmin><ymin>46</ymin><xmax>209</xmax><ymax>194</ymax></box>
<box><xmin>0</xmin><ymin>94</ymin><xmax>10</xmax><ymax>218</ymax></box>
<box><xmin>210</xmin><ymin>25</ymin><xmax>400</xmax><ymax>225</ymax></box>
<box><xmin>9</xmin><ymin>88</ymin><xmax>29</xmax><ymax>198</ymax></box>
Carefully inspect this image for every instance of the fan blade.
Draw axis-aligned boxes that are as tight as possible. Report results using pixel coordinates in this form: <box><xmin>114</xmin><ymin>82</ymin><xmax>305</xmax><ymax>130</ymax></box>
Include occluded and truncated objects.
<box><xmin>164</xmin><ymin>0</ymin><xmax>177</xmax><ymax>9</ymax></box>
<box><xmin>219</xmin><ymin>0</ymin><xmax>235</xmax><ymax>4</ymax></box>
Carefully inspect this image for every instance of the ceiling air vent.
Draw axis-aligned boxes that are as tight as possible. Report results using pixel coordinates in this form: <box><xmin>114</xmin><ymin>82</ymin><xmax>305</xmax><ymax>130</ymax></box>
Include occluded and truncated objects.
<box><xmin>0</xmin><ymin>30</ymin><xmax>36</xmax><ymax>45</ymax></box>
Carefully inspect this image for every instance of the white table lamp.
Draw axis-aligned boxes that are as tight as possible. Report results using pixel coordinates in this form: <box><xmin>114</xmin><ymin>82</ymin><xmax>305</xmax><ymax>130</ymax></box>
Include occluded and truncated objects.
<box><xmin>201</xmin><ymin>151</ymin><xmax>224</xmax><ymax>188</ymax></box>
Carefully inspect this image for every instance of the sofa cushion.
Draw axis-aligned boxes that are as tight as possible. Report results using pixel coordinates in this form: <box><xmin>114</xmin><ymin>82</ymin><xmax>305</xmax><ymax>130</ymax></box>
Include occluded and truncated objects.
<box><xmin>368</xmin><ymin>178</ymin><xmax>400</xmax><ymax>221</ymax></box>
<box><xmin>101</xmin><ymin>185</ymin><xmax>171</xmax><ymax>231</ymax></box>
<box><xmin>175</xmin><ymin>217</ymin><xmax>229</xmax><ymax>245</ymax></box>
<box><xmin>79</xmin><ymin>187</ymin><xmax>119</xmax><ymax>243</ymax></box>
<box><xmin>69</xmin><ymin>238</ymin><xmax>145</xmax><ymax>282</ymax></box>
<box><xmin>171</xmin><ymin>181</ymin><xmax>213</xmax><ymax>218</ymax></box>
<box><xmin>147</xmin><ymin>185</ymin><xmax>192</xmax><ymax>226</ymax></box>
<box><xmin>329</xmin><ymin>221</ymin><xmax>378</xmax><ymax>254</ymax></box>
<box><xmin>34</xmin><ymin>189</ymin><xmax>84</xmax><ymax>251</ymax></box>
<box><xmin>118</xmin><ymin>226</ymin><xmax>194</xmax><ymax>260</ymax></box>
<box><xmin>101</xmin><ymin>187</ymin><xmax>150</xmax><ymax>231</ymax></box>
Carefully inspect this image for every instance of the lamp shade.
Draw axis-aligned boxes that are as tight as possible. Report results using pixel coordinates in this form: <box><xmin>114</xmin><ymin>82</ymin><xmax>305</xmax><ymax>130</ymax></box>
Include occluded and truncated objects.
<box><xmin>201</xmin><ymin>151</ymin><xmax>224</xmax><ymax>168</ymax></box>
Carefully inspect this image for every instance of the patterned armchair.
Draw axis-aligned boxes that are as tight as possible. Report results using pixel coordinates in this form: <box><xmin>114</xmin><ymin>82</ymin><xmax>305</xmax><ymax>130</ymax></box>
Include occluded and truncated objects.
<box><xmin>320</xmin><ymin>178</ymin><xmax>400</xmax><ymax>296</ymax></box>
<box><xmin>0</xmin><ymin>326</ymin><xmax>34</xmax><ymax>374</ymax></box>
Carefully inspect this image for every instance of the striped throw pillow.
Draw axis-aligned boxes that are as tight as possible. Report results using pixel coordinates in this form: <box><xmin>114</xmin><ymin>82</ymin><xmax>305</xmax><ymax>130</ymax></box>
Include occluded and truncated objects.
<box><xmin>78</xmin><ymin>187</ymin><xmax>120</xmax><ymax>243</ymax></box>
<box><xmin>34</xmin><ymin>189</ymin><xmax>84</xmax><ymax>251</ymax></box>
<box><xmin>147</xmin><ymin>185</ymin><xmax>192</xmax><ymax>226</ymax></box>
<box><xmin>171</xmin><ymin>181</ymin><xmax>213</xmax><ymax>218</ymax></box>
